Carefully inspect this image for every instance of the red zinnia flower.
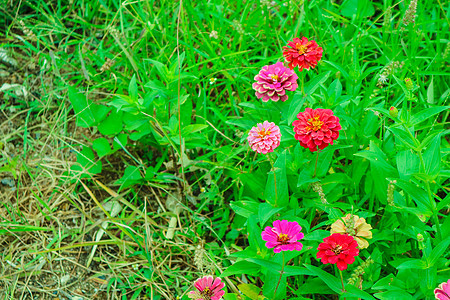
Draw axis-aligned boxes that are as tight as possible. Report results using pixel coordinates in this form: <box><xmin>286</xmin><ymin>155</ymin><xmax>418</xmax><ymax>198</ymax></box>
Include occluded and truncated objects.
<box><xmin>282</xmin><ymin>37</ymin><xmax>323</xmax><ymax>71</ymax></box>
<box><xmin>292</xmin><ymin>108</ymin><xmax>341</xmax><ymax>152</ymax></box>
<box><xmin>316</xmin><ymin>233</ymin><xmax>359</xmax><ymax>271</ymax></box>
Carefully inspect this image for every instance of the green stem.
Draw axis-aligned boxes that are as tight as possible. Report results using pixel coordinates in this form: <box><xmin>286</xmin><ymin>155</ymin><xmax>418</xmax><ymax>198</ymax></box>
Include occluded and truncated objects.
<box><xmin>273</xmin><ymin>252</ymin><xmax>285</xmax><ymax>299</ymax></box>
<box><xmin>339</xmin><ymin>269</ymin><xmax>346</xmax><ymax>296</ymax></box>
<box><xmin>268</xmin><ymin>154</ymin><xmax>278</xmax><ymax>206</ymax></box>
<box><xmin>313</xmin><ymin>147</ymin><xmax>319</xmax><ymax>178</ymax></box>
<box><xmin>417</xmin><ymin>150</ymin><xmax>442</xmax><ymax>240</ymax></box>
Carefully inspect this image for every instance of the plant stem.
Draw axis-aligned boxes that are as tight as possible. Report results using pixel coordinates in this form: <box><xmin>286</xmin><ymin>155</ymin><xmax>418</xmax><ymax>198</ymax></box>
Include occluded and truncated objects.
<box><xmin>339</xmin><ymin>269</ymin><xmax>346</xmax><ymax>295</ymax></box>
<box><xmin>313</xmin><ymin>147</ymin><xmax>319</xmax><ymax>178</ymax></box>
<box><xmin>273</xmin><ymin>252</ymin><xmax>285</xmax><ymax>299</ymax></box>
<box><xmin>268</xmin><ymin>154</ymin><xmax>278</xmax><ymax>206</ymax></box>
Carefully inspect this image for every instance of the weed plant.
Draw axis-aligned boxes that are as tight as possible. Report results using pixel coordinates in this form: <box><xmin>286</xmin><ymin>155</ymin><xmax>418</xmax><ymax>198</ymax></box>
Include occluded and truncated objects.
<box><xmin>0</xmin><ymin>0</ymin><xmax>449</xmax><ymax>299</ymax></box>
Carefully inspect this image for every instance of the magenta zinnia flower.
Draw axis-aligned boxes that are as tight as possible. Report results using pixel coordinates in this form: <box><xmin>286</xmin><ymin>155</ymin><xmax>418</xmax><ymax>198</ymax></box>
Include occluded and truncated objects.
<box><xmin>247</xmin><ymin>121</ymin><xmax>281</xmax><ymax>154</ymax></box>
<box><xmin>316</xmin><ymin>233</ymin><xmax>359</xmax><ymax>271</ymax></box>
<box><xmin>252</xmin><ymin>62</ymin><xmax>298</xmax><ymax>102</ymax></box>
<box><xmin>435</xmin><ymin>279</ymin><xmax>450</xmax><ymax>300</ymax></box>
<box><xmin>292</xmin><ymin>108</ymin><xmax>341</xmax><ymax>152</ymax></box>
<box><xmin>282</xmin><ymin>37</ymin><xmax>323</xmax><ymax>71</ymax></box>
<box><xmin>188</xmin><ymin>276</ymin><xmax>225</xmax><ymax>300</ymax></box>
<box><xmin>261</xmin><ymin>220</ymin><xmax>304</xmax><ymax>253</ymax></box>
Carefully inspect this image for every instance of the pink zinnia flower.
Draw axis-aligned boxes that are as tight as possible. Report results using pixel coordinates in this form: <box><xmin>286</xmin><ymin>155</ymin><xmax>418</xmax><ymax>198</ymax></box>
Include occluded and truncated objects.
<box><xmin>282</xmin><ymin>37</ymin><xmax>323</xmax><ymax>71</ymax></box>
<box><xmin>252</xmin><ymin>62</ymin><xmax>298</xmax><ymax>102</ymax></box>
<box><xmin>188</xmin><ymin>276</ymin><xmax>225</xmax><ymax>300</ymax></box>
<box><xmin>261</xmin><ymin>220</ymin><xmax>304</xmax><ymax>253</ymax></box>
<box><xmin>435</xmin><ymin>279</ymin><xmax>450</xmax><ymax>300</ymax></box>
<box><xmin>247</xmin><ymin>121</ymin><xmax>281</xmax><ymax>154</ymax></box>
<box><xmin>292</xmin><ymin>108</ymin><xmax>341</xmax><ymax>152</ymax></box>
<box><xmin>316</xmin><ymin>233</ymin><xmax>359</xmax><ymax>271</ymax></box>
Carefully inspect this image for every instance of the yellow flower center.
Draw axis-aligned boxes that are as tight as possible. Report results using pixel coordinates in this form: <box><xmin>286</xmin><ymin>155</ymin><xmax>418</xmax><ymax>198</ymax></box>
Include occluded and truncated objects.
<box><xmin>296</xmin><ymin>43</ymin><xmax>308</xmax><ymax>55</ymax></box>
<box><xmin>277</xmin><ymin>233</ymin><xmax>290</xmax><ymax>244</ymax></box>
<box><xmin>201</xmin><ymin>287</ymin><xmax>212</xmax><ymax>299</ymax></box>
<box><xmin>305</xmin><ymin>115</ymin><xmax>324</xmax><ymax>131</ymax></box>
<box><xmin>333</xmin><ymin>245</ymin><xmax>343</xmax><ymax>255</ymax></box>
<box><xmin>270</xmin><ymin>74</ymin><xmax>279</xmax><ymax>82</ymax></box>
<box><xmin>258</xmin><ymin>128</ymin><xmax>271</xmax><ymax>139</ymax></box>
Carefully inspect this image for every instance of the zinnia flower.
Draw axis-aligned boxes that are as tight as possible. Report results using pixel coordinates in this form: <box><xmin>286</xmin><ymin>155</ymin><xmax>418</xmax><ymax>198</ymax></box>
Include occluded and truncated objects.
<box><xmin>282</xmin><ymin>37</ymin><xmax>323</xmax><ymax>71</ymax></box>
<box><xmin>188</xmin><ymin>276</ymin><xmax>225</xmax><ymax>300</ymax></box>
<box><xmin>261</xmin><ymin>220</ymin><xmax>304</xmax><ymax>253</ymax></box>
<box><xmin>330</xmin><ymin>214</ymin><xmax>373</xmax><ymax>249</ymax></box>
<box><xmin>292</xmin><ymin>108</ymin><xmax>341</xmax><ymax>152</ymax></box>
<box><xmin>247</xmin><ymin>121</ymin><xmax>281</xmax><ymax>154</ymax></box>
<box><xmin>316</xmin><ymin>233</ymin><xmax>359</xmax><ymax>271</ymax></box>
<box><xmin>252</xmin><ymin>62</ymin><xmax>298</xmax><ymax>102</ymax></box>
<box><xmin>435</xmin><ymin>279</ymin><xmax>450</xmax><ymax>300</ymax></box>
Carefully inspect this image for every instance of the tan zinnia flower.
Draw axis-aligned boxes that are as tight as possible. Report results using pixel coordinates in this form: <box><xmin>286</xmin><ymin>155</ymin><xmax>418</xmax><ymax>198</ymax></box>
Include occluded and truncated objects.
<box><xmin>330</xmin><ymin>214</ymin><xmax>373</xmax><ymax>249</ymax></box>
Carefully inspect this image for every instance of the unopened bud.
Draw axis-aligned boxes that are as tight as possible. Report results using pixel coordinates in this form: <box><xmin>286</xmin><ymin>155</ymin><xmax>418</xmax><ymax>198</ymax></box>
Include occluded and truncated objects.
<box><xmin>389</xmin><ymin>106</ymin><xmax>398</xmax><ymax>118</ymax></box>
<box><xmin>417</xmin><ymin>233</ymin><xmax>424</xmax><ymax>242</ymax></box>
<box><xmin>405</xmin><ymin>78</ymin><xmax>414</xmax><ymax>90</ymax></box>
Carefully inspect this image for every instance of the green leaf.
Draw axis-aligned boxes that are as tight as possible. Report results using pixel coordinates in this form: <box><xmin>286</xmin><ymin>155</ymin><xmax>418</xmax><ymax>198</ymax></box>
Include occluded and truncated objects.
<box><xmin>115</xmin><ymin>165</ymin><xmax>143</xmax><ymax>189</ymax></box>
<box><xmin>265</xmin><ymin>150</ymin><xmax>289</xmax><ymax>207</ymax></box>
<box><xmin>75</xmin><ymin>146</ymin><xmax>102</xmax><ymax>175</ymax></box>
<box><xmin>287</xmin><ymin>93</ymin><xmax>307</xmax><ymax>124</ymax></box>
<box><xmin>305</xmin><ymin>71</ymin><xmax>331</xmax><ymax>95</ymax></box>
<box><xmin>305</xmin><ymin>264</ymin><xmax>342</xmax><ymax>294</ymax></box>
<box><xmin>128</xmin><ymin>74</ymin><xmax>138</xmax><ymax>103</ymax></box>
<box><xmin>396</xmin><ymin>150</ymin><xmax>419</xmax><ymax>180</ymax></box>
<box><xmin>374</xmin><ymin>290</ymin><xmax>414</xmax><ymax>300</ymax></box>
<box><xmin>427</xmin><ymin>77</ymin><xmax>434</xmax><ymax>104</ymax></box>
<box><xmin>221</xmin><ymin>261</ymin><xmax>261</xmax><ymax>277</ymax></box>
<box><xmin>98</xmin><ymin>110</ymin><xmax>123</xmax><ymax>136</ymax></box>
<box><xmin>238</xmin><ymin>284</ymin><xmax>262</xmax><ymax>300</ymax></box>
<box><xmin>387</xmin><ymin>127</ymin><xmax>418</xmax><ymax>149</ymax></box>
<box><xmin>230</xmin><ymin>200</ymin><xmax>259</xmax><ymax>218</ymax></box>
<box><xmin>427</xmin><ymin>236</ymin><xmax>450</xmax><ymax>267</ymax></box>
<box><xmin>92</xmin><ymin>138</ymin><xmax>112</xmax><ymax>157</ymax></box>
<box><xmin>343</xmin><ymin>284</ymin><xmax>376</xmax><ymax>300</ymax></box>
<box><xmin>258</xmin><ymin>203</ymin><xmax>283</xmax><ymax>227</ymax></box>
<box><xmin>422</xmin><ymin>134</ymin><xmax>441</xmax><ymax>177</ymax></box>
<box><xmin>68</xmin><ymin>86</ymin><xmax>95</xmax><ymax>128</ymax></box>
<box><xmin>393</xmin><ymin>179</ymin><xmax>434</xmax><ymax>214</ymax></box>
<box><xmin>223</xmin><ymin>294</ymin><xmax>239</xmax><ymax>300</ymax></box>
<box><xmin>409</xmin><ymin>106</ymin><xmax>449</xmax><ymax>126</ymax></box>
<box><xmin>396</xmin><ymin>259</ymin><xmax>427</xmax><ymax>270</ymax></box>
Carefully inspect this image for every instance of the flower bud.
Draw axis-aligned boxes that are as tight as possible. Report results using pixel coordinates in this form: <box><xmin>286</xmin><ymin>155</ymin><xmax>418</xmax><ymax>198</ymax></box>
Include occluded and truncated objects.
<box><xmin>405</xmin><ymin>78</ymin><xmax>414</xmax><ymax>90</ymax></box>
<box><xmin>389</xmin><ymin>106</ymin><xmax>398</xmax><ymax>118</ymax></box>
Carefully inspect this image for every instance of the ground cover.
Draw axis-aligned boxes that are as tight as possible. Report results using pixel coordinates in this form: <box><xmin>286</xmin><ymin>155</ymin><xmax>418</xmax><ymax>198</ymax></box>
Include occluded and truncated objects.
<box><xmin>0</xmin><ymin>0</ymin><xmax>449</xmax><ymax>299</ymax></box>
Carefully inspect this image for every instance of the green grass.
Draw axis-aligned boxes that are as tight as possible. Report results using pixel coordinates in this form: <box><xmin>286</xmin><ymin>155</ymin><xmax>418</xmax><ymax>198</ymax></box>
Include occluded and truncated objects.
<box><xmin>0</xmin><ymin>0</ymin><xmax>449</xmax><ymax>299</ymax></box>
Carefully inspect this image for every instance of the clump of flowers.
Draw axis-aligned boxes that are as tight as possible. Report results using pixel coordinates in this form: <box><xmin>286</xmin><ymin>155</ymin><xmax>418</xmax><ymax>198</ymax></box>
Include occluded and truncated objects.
<box><xmin>435</xmin><ymin>279</ymin><xmax>450</xmax><ymax>300</ymax></box>
<box><xmin>347</xmin><ymin>258</ymin><xmax>375</xmax><ymax>285</ymax></box>
<box><xmin>261</xmin><ymin>220</ymin><xmax>304</xmax><ymax>253</ymax></box>
<box><xmin>282</xmin><ymin>37</ymin><xmax>323</xmax><ymax>71</ymax></box>
<box><xmin>402</xmin><ymin>0</ymin><xmax>417</xmax><ymax>27</ymax></box>
<box><xmin>330</xmin><ymin>214</ymin><xmax>373</xmax><ymax>249</ymax></box>
<box><xmin>292</xmin><ymin>108</ymin><xmax>341</xmax><ymax>152</ymax></box>
<box><xmin>188</xmin><ymin>276</ymin><xmax>225</xmax><ymax>300</ymax></box>
<box><xmin>252</xmin><ymin>62</ymin><xmax>298</xmax><ymax>102</ymax></box>
<box><xmin>377</xmin><ymin>61</ymin><xmax>405</xmax><ymax>87</ymax></box>
<box><xmin>247</xmin><ymin>121</ymin><xmax>281</xmax><ymax>154</ymax></box>
<box><xmin>317</xmin><ymin>233</ymin><xmax>359</xmax><ymax>271</ymax></box>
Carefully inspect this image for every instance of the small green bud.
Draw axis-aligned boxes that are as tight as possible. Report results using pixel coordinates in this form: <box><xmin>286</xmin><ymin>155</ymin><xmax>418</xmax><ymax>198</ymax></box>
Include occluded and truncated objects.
<box><xmin>405</xmin><ymin>78</ymin><xmax>414</xmax><ymax>90</ymax></box>
<box><xmin>389</xmin><ymin>106</ymin><xmax>399</xmax><ymax>118</ymax></box>
<box><xmin>417</xmin><ymin>233</ymin><xmax>424</xmax><ymax>242</ymax></box>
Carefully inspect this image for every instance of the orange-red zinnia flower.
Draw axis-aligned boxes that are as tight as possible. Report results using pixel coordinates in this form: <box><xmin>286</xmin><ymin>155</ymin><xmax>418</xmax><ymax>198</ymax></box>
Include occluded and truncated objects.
<box><xmin>292</xmin><ymin>108</ymin><xmax>341</xmax><ymax>152</ymax></box>
<box><xmin>317</xmin><ymin>233</ymin><xmax>359</xmax><ymax>271</ymax></box>
<box><xmin>282</xmin><ymin>37</ymin><xmax>323</xmax><ymax>71</ymax></box>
